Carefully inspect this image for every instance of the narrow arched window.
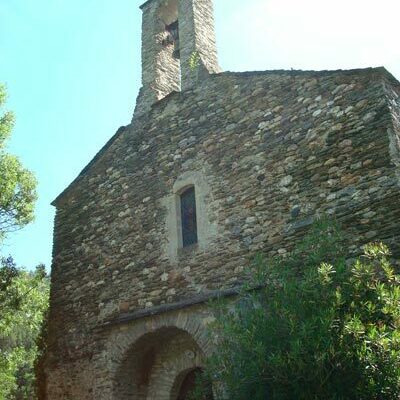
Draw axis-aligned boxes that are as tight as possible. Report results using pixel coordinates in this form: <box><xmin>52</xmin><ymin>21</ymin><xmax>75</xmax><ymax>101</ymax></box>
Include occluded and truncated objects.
<box><xmin>180</xmin><ymin>186</ymin><xmax>198</xmax><ymax>247</ymax></box>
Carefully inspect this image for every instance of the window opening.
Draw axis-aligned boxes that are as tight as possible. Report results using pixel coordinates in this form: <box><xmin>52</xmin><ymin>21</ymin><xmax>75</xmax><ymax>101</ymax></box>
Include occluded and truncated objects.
<box><xmin>180</xmin><ymin>187</ymin><xmax>198</xmax><ymax>247</ymax></box>
<box><xmin>164</xmin><ymin>20</ymin><xmax>180</xmax><ymax>59</ymax></box>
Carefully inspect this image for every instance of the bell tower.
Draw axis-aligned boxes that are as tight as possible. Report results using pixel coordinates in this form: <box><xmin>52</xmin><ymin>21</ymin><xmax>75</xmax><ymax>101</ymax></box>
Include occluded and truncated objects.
<box><xmin>134</xmin><ymin>0</ymin><xmax>220</xmax><ymax>116</ymax></box>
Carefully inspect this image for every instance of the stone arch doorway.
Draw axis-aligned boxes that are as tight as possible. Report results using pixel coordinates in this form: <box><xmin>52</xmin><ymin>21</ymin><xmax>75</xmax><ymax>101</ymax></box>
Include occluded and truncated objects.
<box><xmin>113</xmin><ymin>325</ymin><xmax>212</xmax><ymax>400</ymax></box>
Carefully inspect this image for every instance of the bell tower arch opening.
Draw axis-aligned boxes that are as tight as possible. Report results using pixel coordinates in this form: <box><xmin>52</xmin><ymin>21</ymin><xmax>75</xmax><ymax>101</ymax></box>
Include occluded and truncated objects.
<box><xmin>159</xmin><ymin>0</ymin><xmax>180</xmax><ymax>60</ymax></box>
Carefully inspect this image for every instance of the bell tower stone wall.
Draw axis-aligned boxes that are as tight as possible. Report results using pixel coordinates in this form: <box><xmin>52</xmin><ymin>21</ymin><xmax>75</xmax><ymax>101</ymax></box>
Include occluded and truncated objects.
<box><xmin>135</xmin><ymin>0</ymin><xmax>220</xmax><ymax>116</ymax></box>
<box><xmin>178</xmin><ymin>0</ymin><xmax>220</xmax><ymax>90</ymax></box>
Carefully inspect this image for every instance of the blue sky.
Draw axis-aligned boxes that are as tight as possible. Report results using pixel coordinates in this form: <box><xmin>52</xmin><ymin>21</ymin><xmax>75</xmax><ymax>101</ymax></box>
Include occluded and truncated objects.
<box><xmin>1</xmin><ymin>0</ymin><xmax>399</xmax><ymax>269</ymax></box>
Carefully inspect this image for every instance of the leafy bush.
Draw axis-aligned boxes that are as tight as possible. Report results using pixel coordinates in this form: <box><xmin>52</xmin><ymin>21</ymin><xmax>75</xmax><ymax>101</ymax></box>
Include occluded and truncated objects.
<box><xmin>0</xmin><ymin>259</ymin><xmax>49</xmax><ymax>399</ymax></box>
<box><xmin>198</xmin><ymin>219</ymin><xmax>400</xmax><ymax>400</ymax></box>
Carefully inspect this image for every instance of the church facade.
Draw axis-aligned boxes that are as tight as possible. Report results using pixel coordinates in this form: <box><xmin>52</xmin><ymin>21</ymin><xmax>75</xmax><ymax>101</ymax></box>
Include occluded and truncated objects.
<box><xmin>43</xmin><ymin>0</ymin><xmax>400</xmax><ymax>398</ymax></box>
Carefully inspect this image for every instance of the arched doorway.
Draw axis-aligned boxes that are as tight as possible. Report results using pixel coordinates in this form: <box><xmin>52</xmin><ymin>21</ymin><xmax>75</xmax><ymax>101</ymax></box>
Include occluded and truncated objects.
<box><xmin>113</xmin><ymin>326</ymin><xmax>211</xmax><ymax>400</ymax></box>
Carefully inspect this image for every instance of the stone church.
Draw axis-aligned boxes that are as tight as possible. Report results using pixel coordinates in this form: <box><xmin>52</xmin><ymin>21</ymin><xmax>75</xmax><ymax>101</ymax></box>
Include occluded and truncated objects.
<box><xmin>43</xmin><ymin>0</ymin><xmax>400</xmax><ymax>398</ymax></box>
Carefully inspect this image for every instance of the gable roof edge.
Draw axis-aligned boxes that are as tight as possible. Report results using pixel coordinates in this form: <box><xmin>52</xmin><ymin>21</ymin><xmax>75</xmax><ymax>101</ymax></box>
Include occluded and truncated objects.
<box><xmin>51</xmin><ymin>125</ymin><xmax>128</xmax><ymax>207</ymax></box>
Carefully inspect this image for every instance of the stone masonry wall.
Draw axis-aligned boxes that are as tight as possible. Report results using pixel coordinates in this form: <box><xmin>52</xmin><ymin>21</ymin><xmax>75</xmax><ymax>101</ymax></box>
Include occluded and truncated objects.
<box><xmin>46</xmin><ymin>67</ymin><xmax>400</xmax><ymax>398</ymax></box>
<box><xmin>384</xmin><ymin>73</ymin><xmax>400</xmax><ymax>185</ymax></box>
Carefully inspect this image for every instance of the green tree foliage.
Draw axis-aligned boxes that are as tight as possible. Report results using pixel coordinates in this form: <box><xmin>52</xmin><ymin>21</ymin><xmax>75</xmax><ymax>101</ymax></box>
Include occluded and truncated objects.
<box><xmin>0</xmin><ymin>258</ymin><xmax>49</xmax><ymax>399</ymax></box>
<box><xmin>0</xmin><ymin>256</ymin><xmax>19</xmax><ymax>318</ymax></box>
<box><xmin>0</xmin><ymin>83</ymin><xmax>37</xmax><ymax>243</ymax></box>
<box><xmin>199</xmin><ymin>220</ymin><xmax>400</xmax><ymax>400</ymax></box>
<box><xmin>0</xmin><ymin>83</ymin><xmax>45</xmax><ymax>399</ymax></box>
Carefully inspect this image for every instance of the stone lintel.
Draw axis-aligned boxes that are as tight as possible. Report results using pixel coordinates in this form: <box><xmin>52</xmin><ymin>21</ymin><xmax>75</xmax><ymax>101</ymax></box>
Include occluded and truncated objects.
<box><xmin>102</xmin><ymin>286</ymin><xmax>242</xmax><ymax>328</ymax></box>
